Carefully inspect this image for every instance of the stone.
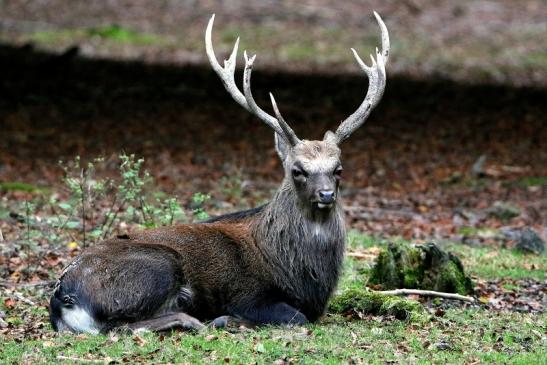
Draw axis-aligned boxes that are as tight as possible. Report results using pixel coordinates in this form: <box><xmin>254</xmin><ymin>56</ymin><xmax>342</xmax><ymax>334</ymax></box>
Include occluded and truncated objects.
<box><xmin>487</xmin><ymin>201</ymin><xmax>520</xmax><ymax>220</ymax></box>
<box><xmin>515</xmin><ymin>228</ymin><xmax>545</xmax><ymax>255</ymax></box>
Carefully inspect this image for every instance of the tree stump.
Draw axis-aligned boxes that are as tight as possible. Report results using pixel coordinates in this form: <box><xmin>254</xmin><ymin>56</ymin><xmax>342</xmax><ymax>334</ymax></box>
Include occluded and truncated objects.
<box><xmin>368</xmin><ymin>242</ymin><xmax>473</xmax><ymax>295</ymax></box>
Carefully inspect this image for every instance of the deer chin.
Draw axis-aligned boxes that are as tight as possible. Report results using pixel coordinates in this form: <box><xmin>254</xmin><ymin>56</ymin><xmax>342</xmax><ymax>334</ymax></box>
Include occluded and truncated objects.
<box><xmin>315</xmin><ymin>202</ymin><xmax>334</xmax><ymax>210</ymax></box>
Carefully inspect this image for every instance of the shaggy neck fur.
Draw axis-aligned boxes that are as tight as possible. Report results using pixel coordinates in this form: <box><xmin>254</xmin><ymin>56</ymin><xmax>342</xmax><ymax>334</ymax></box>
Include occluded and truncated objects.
<box><xmin>251</xmin><ymin>178</ymin><xmax>346</xmax><ymax>319</ymax></box>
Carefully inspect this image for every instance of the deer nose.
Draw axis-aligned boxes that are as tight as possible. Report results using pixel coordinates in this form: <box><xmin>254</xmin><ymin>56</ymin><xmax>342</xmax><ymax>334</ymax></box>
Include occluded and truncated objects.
<box><xmin>318</xmin><ymin>190</ymin><xmax>335</xmax><ymax>204</ymax></box>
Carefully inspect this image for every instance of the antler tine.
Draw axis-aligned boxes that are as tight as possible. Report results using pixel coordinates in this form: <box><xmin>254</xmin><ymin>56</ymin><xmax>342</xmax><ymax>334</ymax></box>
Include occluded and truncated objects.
<box><xmin>242</xmin><ymin>51</ymin><xmax>300</xmax><ymax>145</ymax></box>
<box><xmin>374</xmin><ymin>11</ymin><xmax>390</xmax><ymax>63</ymax></box>
<box><xmin>205</xmin><ymin>14</ymin><xmax>299</xmax><ymax>146</ymax></box>
<box><xmin>269</xmin><ymin>93</ymin><xmax>301</xmax><ymax>146</ymax></box>
<box><xmin>205</xmin><ymin>14</ymin><xmax>247</xmax><ymax>110</ymax></box>
<box><xmin>333</xmin><ymin>12</ymin><xmax>390</xmax><ymax>144</ymax></box>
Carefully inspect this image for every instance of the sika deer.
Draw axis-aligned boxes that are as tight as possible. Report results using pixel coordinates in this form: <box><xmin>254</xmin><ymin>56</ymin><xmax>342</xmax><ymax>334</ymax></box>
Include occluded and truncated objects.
<box><xmin>49</xmin><ymin>12</ymin><xmax>390</xmax><ymax>333</ymax></box>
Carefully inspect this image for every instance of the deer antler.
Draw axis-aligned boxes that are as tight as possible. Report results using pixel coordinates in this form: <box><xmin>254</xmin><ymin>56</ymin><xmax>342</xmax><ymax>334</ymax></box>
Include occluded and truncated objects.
<box><xmin>205</xmin><ymin>14</ymin><xmax>300</xmax><ymax>146</ymax></box>
<box><xmin>332</xmin><ymin>12</ymin><xmax>390</xmax><ymax>144</ymax></box>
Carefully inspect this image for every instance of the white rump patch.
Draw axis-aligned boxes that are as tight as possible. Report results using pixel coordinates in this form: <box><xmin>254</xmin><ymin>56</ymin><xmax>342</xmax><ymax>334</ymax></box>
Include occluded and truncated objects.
<box><xmin>61</xmin><ymin>306</ymin><xmax>100</xmax><ymax>334</ymax></box>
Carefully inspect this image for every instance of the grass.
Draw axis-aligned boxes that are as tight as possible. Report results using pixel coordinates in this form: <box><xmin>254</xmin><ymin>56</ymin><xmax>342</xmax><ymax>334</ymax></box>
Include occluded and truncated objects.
<box><xmin>9</xmin><ymin>19</ymin><xmax>543</xmax><ymax>86</ymax></box>
<box><xmin>1</xmin><ymin>230</ymin><xmax>546</xmax><ymax>364</ymax></box>
<box><xmin>0</xmin><ymin>182</ymin><xmax>47</xmax><ymax>193</ymax></box>
<box><xmin>444</xmin><ymin>243</ymin><xmax>546</xmax><ymax>281</ymax></box>
<box><xmin>458</xmin><ymin>226</ymin><xmax>499</xmax><ymax>238</ymax></box>
<box><xmin>517</xmin><ymin>176</ymin><xmax>547</xmax><ymax>187</ymax></box>
<box><xmin>1</xmin><ymin>309</ymin><xmax>545</xmax><ymax>364</ymax></box>
<box><xmin>30</xmin><ymin>25</ymin><xmax>165</xmax><ymax>47</ymax></box>
<box><xmin>347</xmin><ymin>231</ymin><xmax>546</xmax><ymax>281</ymax></box>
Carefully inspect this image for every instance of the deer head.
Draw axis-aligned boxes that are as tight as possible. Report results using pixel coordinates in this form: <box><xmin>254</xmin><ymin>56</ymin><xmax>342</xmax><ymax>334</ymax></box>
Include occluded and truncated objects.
<box><xmin>205</xmin><ymin>13</ymin><xmax>389</xmax><ymax>211</ymax></box>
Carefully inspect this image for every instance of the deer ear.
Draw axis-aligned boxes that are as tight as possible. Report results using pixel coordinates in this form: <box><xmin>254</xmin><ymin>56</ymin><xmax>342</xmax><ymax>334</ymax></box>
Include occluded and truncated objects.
<box><xmin>323</xmin><ymin>130</ymin><xmax>338</xmax><ymax>144</ymax></box>
<box><xmin>275</xmin><ymin>133</ymin><xmax>290</xmax><ymax>161</ymax></box>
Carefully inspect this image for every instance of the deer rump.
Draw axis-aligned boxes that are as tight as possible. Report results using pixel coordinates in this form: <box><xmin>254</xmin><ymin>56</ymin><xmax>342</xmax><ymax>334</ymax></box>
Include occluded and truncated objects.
<box><xmin>49</xmin><ymin>11</ymin><xmax>389</xmax><ymax>334</ymax></box>
<box><xmin>50</xmin><ymin>206</ymin><xmax>337</xmax><ymax>333</ymax></box>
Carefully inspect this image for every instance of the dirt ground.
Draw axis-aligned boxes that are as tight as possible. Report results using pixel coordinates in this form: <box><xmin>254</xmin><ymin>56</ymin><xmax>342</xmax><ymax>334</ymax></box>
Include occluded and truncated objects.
<box><xmin>0</xmin><ymin>44</ymin><xmax>545</xmax><ymax>241</ymax></box>
<box><xmin>0</xmin><ymin>4</ymin><xmax>546</xmax><ymax>363</ymax></box>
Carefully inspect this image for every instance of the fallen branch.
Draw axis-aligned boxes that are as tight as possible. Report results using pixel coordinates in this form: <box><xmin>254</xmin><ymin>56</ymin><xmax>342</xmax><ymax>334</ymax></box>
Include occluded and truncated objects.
<box><xmin>344</xmin><ymin>206</ymin><xmax>423</xmax><ymax>220</ymax></box>
<box><xmin>346</xmin><ymin>252</ymin><xmax>378</xmax><ymax>260</ymax></box>
<box><xmin>377</xmin><ymin>289</ymin><xmax>475</xmax><ymax>303</ymax></box>
<box><xmin>0</xmin><ymin>280</ymin><xmax>55</xmax><ymax>288</ymax></box>
<box><xmin>13</xmin><ymin>292</ymin><xmax>36</xmax><ymax>305</ymax></box>
<box><xmin>56</xmin><ymin>355</ymin><xmax>110</xmax><ymax>364</ymax></box>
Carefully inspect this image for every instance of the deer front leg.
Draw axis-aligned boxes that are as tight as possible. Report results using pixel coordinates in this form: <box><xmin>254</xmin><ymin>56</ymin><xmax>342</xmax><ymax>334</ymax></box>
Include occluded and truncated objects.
<box><xmin>223</xmin><ymin>302</ymin><xmax>308</xmax><ymax>327</ymax></box>
<box><xmin>126</xmin><ymin>312</ymin><xmax>205</xmax><ymax>333</ymax></box>
<box><xmin>209</xmin><ymin>315</ymin><xmax>256</xmax><ymax>330</ymax></box>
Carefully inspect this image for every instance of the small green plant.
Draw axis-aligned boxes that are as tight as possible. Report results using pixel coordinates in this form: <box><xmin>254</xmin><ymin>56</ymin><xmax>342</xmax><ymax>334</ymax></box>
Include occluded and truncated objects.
<box><xmin>60</xmin><ymin>156</ymin><xmax>111</xmax><ymax>246</ymax></box>
<box><xmin>117</xmin><ymin>153</ymin><xmax>153</xmax><ymax>225</ymax></box>
<box><xmin>57</xmin><ymin>154</ymin><xmax>201</xmax><ymax>242</ymax></box>
<box><xmin>219</xmin><ymin>171</ymin><xmax>244</xmax><ymax>203</ymax></box>
<box><xmin>191</xmin><ymin>192</ymin><xmax>211</xmax><ymax>221</ymax></box>
<box><xmin>2</xmin><ymin>154</ymin><xmax>209</xmax><ymax>281</ymax></box>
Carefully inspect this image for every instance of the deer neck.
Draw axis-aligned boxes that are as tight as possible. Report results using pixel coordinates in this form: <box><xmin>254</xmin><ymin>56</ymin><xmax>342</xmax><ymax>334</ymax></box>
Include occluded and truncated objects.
<box><xmin>250</xmin><ymin>179</ymin><xmax>346</xmax><ymax>313</ymax></box>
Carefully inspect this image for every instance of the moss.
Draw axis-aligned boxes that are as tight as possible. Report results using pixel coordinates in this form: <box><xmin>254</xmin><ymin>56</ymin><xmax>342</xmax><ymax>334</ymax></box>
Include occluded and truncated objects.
<box><xmin>329</xmin><ymin>288</ymin><xmax>428</xmax><ymax>323</ymax></box>
<box><xmin>517</xmin><ymin>176</ymin><xmax>547</xmax><ymax>187</ymax></box>
<box><xmin>0</xmin><ymin>182</ymin><xmax>42</xmax><ymax>193</ymax></box>
<box><xmin>369</xmin><ymin>242</ymin><xmax>473</xmax><ymax>295</ymax></box>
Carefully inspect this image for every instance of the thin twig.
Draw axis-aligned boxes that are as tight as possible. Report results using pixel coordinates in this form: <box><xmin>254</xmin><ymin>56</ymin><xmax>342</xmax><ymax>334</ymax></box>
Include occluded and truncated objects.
<box><xmin>57</xmin><ymin>206</ymin><xmax>76</xmax><ymax>233</ymax></box>
<box><xmin>169</xmin><ymin>198</ymin><xmax>176</xmax><ymax>226</ymax></box>
<box><xmin>99</xmin><ymin>194</ymin><xmax>117</xmax><ymax>234</ymax></box>
<box><xmin>0</xmin><ymin>228</ymin><xmax>3</xmax><ymax>241</ymax></box>
<box><xmin>377</xmin><ymin>289</ymin><xmax>475</xmax><ymax>303</ymax></box>
<box><xmin>25</xmin><ymin>201</ymin><xmax>32</xmax><ymax>274</ymax></box>
<box><xmin>344</xmin><ymin>206</ymin><xmax>423</xmax><ymax>219</ymax></box>
<box><xmin>102</xmin><ymin>198</ymin><xmax>126</xmax><ymax>240</ymax></box>
<box><xmin>138</xmin><ymin>196</ymin><xmax>149</xmax><ymax>225</ymax></box>
<box><xmin>80</xmin><ymin>168</ymin><xmax>87</xmax><ymax>248</ymax></box>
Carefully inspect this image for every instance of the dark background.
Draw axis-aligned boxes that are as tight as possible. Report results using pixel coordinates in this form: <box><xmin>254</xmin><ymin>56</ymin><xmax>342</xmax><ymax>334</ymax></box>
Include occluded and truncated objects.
<box><xmin>0</xmin><ymin>0</ymin><xmax>545</xmax><ymax>238</ymax></box>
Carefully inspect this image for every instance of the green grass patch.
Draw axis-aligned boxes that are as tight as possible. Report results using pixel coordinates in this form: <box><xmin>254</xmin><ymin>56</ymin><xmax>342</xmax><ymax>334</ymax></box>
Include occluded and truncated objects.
<box><xmin>30</xmin><ymin>26</ymin><xmax>164</xmax><ymax>47</ymax></box>
<box><xmin>445</xmin><ymin>244</ymin><xmax>546</xmax><ymax>280</ymax></box>
<box><xmin>1</xmin><ymin>230</ymin><xmax>546</xmax><ymax>364</ymax></box>
<box><xmin>1</xmin><ymin>309</ymin><xmax>545</xmax><ymax>364</ymax></box>
<box><xmin>458</xmin><ymin>226</ymin><xmax>499</xmax><ymax>238</ymax></box>
<box><xmin>346</xmin><ymin>231</ymin><xmax>545</xmax><ymax>281</ymax></box>
<box><xmin>346</xmin><ymin>230</ymin><xmax>382</xmax><ymax>249</ymax></box>
<box><xmin>517</xmin><ymin>176</ymin><xmax>547</xmax><ymax>187</ymax></box>
<box><xmin>0</xmin><ymin>182</ymin><xmax>44</xmax><ymax>193</ymax></box>
<box><xmin>87</xmin><ymin>25</ymin><xmax>160</xmax><ymax>45</ymax></box>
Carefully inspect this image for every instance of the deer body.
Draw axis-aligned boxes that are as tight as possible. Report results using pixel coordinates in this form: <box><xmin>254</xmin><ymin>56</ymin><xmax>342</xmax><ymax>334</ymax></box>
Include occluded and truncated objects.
<box><xmin>50</xmin><ymin>12</ymin><xmax>389</xmax><ymax>333</ymax></box>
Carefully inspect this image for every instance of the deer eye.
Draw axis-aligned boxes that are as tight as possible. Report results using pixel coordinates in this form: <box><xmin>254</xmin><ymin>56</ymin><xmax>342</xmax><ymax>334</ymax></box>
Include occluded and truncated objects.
<box><xmin>292</xmin><ymin>167</ymin><xmax>307</xmax><ymax>180</ymax></box>
<box><xmin>334</xmin><ymin>166</ymin><xmax>343</xmax><ymax>177</ymax></box>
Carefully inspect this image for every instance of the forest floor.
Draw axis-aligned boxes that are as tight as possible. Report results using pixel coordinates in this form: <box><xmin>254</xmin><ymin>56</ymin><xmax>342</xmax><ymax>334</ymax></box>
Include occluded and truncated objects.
<box><xmin>0</xmin><ymin>18</ymin><xmax>546</xmax><ymax>364</ymax></box>
<box><xmin>1</xmin><ymin>0</ymin><xmax>546</xmax><ymax>87</ymax></box>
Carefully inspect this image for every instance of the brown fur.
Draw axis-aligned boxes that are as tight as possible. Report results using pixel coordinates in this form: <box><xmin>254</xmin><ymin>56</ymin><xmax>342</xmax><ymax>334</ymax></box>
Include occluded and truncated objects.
<box><xmin>50</xmin><ymin>145</ymin><xmax>347</xmax><ymax>332</ymax></box>
<box><xmin>50</xmin><ymin>10</ymin><xmax>390</xmax><ymax>331</ymax></box>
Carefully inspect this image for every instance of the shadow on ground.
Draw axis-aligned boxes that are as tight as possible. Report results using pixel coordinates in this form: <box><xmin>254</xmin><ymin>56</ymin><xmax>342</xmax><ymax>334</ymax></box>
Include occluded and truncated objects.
<box><xmin>0</xmin><ymin>43</ymin><xmax>546</xmax><ymax>238</ymax></box>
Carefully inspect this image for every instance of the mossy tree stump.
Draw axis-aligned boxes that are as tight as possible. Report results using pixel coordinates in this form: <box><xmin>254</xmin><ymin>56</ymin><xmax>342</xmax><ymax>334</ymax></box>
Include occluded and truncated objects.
<box><xmin>368</xmin><ymin>242</ymin><xmax>473</xmax><ymax>295</ymax></box>
<box><xmin>329</xmin><ymin>288</ymin><xmax>429</xmax><ymax>322</ymax></box>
